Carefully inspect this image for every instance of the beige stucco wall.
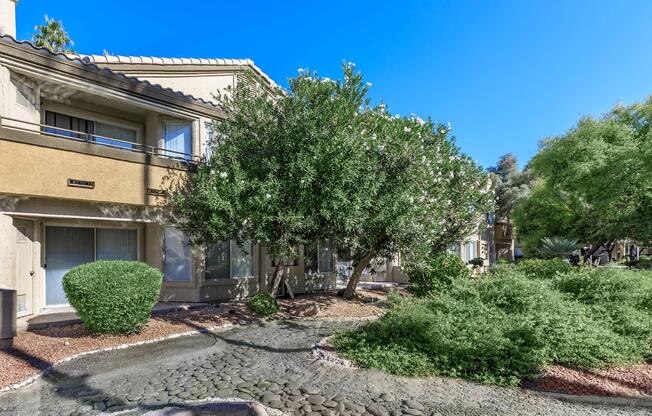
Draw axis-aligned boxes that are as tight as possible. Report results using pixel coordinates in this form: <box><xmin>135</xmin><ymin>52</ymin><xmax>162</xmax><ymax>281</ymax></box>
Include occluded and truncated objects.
<box><xmin>129</xmin><ymin>73</ymin><xmax>236</xmax><ymax>104</ymax></box>
<box><xmin>0</xmin><ymin>139</ymin><xmax>185</xmax><ymax>206</ymax></box>
<box><xmin>0</xmin><ymin>213</ymin><xmax>16</xmax><ymax>290</ymax></box>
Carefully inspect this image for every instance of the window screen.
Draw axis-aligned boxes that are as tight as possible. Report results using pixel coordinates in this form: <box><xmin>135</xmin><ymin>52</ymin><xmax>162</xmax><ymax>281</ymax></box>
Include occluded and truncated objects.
<box><xmin>95</xmin><ymin>122</ymin><xmax>137</xmax><ymax>150</ymax></box>
<box><xmin>96</xmin><ymin>229</ymin><xmax>137</xmax><ymax>260</ymax></box>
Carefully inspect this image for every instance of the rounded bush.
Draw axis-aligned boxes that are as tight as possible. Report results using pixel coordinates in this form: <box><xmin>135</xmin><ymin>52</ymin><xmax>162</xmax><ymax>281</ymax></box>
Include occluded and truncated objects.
<box><xmin>63</xmin><ymin>261</ymin><xmax>163</xmax><ymax>334</ymax></box>
<box><xmin>404</xmin><ymin>251</ymin><xmax>470</xmax><ymax>297</ymax></box>
<box><xmin>247</xmin><ymin>292</ymin><xmax>279</xmax><ymax>316</ymax></box>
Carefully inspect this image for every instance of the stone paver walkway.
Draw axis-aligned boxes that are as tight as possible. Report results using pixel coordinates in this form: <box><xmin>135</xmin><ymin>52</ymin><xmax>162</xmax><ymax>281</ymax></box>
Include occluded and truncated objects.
<box><xmin>0</xmin><ymin>320</ymin><xmax>649</xmax><ymax>416</ymax></box>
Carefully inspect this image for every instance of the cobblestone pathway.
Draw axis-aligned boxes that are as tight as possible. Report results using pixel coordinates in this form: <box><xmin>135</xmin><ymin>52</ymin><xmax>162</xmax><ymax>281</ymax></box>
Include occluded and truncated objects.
<box><xmin>0</xmin><ymin>320</ymin><xmax>649</xmax><ymax>416</ymax></box>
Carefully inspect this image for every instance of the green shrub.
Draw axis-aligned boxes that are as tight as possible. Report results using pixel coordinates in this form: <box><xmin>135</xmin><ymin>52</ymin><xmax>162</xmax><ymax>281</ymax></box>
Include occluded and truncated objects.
<box><xmin>335</xmin><ymin>269</ymin><xmax>652</xmax><ymax>386</ymax></box>
<box><xmin>493</xmin><ymin>258</ymin><xmax>572</xmax><ymax>280</ymax></box>
<box><xmin>63</xmin><ymin>261</ymin><xmax>162</xmax><ymax>334</ymax></box>
<box><xmin>404</xmin><ymin>251</ymin><xmax>470</xmax><ymax>297</ymax></box>
<box><xmin>247</xmin><ymin>292</ymin><xmax>279</xmax><ymax>316</ymax></box>
<box><xmin>553</xmin><ymin>268</ymin><xmax>652</xmax><ymax>309</ymax></box>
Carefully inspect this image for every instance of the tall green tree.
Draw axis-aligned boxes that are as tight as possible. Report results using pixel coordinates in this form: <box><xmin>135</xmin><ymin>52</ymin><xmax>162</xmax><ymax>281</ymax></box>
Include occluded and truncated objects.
<box><xmin>32</xmin><ymin>15</ymin><xmax>75</xmax><ymax>54</ymax></box>
<box><xmin>488</xmin><ymin>153</ymin><xmax>531</xmax><ymax>221</ymax></box>
<box><xmin>170</xmin><ymin>66</ymin><xmax>370</xmax><ymax>294</ymax></box>
<box><xmin>341</xmin><ymin>109</ymin><xmax>493</xmax><ymax>298</ymax></box>
<box><xmin>170</xmin><ymin>64</ymin><xmax>492</xmax><ymax>298</ymax></box>
<box><xmin>513</xmin><ymin>98</ymin><xmax>652</xmax><ymax>255</ymax></box>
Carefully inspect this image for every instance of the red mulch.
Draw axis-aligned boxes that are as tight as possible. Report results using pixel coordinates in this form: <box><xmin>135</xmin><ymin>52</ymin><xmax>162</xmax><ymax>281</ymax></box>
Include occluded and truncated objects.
<box><xmin>0</xmin><ymin>304</ymin><xmax>258</xmax><ymax>391</ymax></box>
<box><xmin>530</xmin><ymin>364</ymin><xmax>652</xmax><ymax>398</ymax></box>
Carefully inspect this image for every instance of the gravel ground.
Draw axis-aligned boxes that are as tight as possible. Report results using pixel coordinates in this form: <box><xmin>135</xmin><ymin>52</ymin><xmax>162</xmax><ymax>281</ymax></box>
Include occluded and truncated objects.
<box><xmin>0</xmin><ymin>294</ymin><xmax>384</xmax><ymax>391</ymax></box>
<box><xmin>0</xmin><ymin>320</ymin><xmax>650</xmax><ymax>416</ymax></box>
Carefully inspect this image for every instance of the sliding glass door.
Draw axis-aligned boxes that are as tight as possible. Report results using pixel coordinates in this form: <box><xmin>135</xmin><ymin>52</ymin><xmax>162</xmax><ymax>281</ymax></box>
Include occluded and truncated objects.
<box><xmin>45</xmin><ymin>227</ymin><xmax>94</xmax><ymax>306</ymax></box>
<box><xmin>45</xmin><ymin>226</ymin><xmax>138</xmax><ymax>306</ymax></box>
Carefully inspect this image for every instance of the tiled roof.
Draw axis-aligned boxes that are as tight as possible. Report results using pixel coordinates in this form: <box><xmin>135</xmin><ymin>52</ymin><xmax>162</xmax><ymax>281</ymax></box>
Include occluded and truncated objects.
<box><xmin>70</xmin><ymin>54</ymin><xmax>278</xmax><ymax>89</ymax></box>
<box><xmin>0</xmin><ymin>35</ymin><xmax>221</xmax><ymax>109</ymax></box>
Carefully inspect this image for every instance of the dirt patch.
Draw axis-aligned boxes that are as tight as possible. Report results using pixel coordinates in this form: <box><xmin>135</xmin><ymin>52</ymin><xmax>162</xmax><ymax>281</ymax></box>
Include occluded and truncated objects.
<box><xmin>277</xmin><ymin>292</ymin><xmax>385</xmax><ymax>319</ymax></box>
<box><xmin>529</xmin><ymin>364</ymin><xmax>652</xmax><ymax>398</ymax></box>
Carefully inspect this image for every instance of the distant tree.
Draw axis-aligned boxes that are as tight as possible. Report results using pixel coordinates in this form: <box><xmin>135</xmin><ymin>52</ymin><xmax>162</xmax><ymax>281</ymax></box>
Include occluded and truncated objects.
<box><xmin>32</xmin><ymin>15</ymin><xmax>75</xmax><ymax>54</ymax></box>
<box><xmin>488</xmin><ymin>153</ymin><xmax>531</xmax><ymax>222</ymax></box>
<box><xmin>513</xmin><ymin>98</ymin><xmax>652</xmax><ymax>255</ymax></box>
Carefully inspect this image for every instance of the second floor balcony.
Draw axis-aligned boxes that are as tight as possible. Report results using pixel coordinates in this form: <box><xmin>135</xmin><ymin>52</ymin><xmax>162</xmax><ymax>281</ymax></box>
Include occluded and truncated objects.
<box><xmin>0</xmin><ymin>113</ymin><xmax>201</xmax><ymax>163</ymax></box>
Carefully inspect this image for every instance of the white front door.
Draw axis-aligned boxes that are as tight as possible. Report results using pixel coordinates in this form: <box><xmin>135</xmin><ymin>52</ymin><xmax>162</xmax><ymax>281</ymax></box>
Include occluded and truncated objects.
<box><xmin>14</xmin><ymin>219</ymin><xmax>35</xmax><ymax>317</ymax></box>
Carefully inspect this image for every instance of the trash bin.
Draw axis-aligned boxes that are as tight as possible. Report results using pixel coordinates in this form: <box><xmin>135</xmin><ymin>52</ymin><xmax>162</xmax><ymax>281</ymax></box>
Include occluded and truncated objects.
<box><xmin>0</xmin><ymin>288</ymin><xmax>16</xmax><ymax>349</ymax></box>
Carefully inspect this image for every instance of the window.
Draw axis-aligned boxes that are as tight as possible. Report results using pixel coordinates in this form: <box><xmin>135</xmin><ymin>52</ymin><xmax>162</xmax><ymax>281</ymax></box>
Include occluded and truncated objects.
<box><xmin>164</xmin><ymin>227</ymin><xmax>192</xmax><ymax>281</ymax></box>
<box><xmin>304</xmin><ymin>240</ymin><xmax>334</xmax><ymax>275</ymax></box>
<box><xmin>164</xmin><ymin>121</ymin><xmax>192</xmax><ymax>160</ymax></box>
<box><xmin>463</xmin><ymin>241</ymin><xmax>477</xmax><ymax>262</ymax></box>
<box><xmin>96</xmin><ymin>229</ymin><xmax>138</xmax><ymax>260</ymax></box>
<box><xmin>43</xmin><ymin>111</ymin><xmax>138</xmax><ymax>149</ymax></box>
<box><xmin>205</xmin><ymin>240</ymin><xmax>254</xmax><ymax>279</ymax></box>
<box><xmin>202</xmin><ymin>121</ymin><xmax>216</xmax><ymax>158</ymax></box>
<box><xmin>44</xmin><ymin>111</ymin><xmax>94</xmax><ymax>140</ymax></box>
<box><xmin>95</xmin><ymin>121</ymin><xmax>138</xmax><ymax>150</ymax></box>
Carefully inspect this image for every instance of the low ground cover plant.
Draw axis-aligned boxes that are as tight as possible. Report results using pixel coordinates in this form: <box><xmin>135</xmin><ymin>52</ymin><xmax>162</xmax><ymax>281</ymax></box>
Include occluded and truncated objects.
<box><xmin>247</xmin><ymin>292</ymin><xmax>279</xmax><ymax>316</ymax></box>
<box><xmin>63</xmin><ymin>261</ymin><xmax>162</xmax><ymax>334</ymax></box>
<box><xmin>334</xmin><ymin>259</ymin><xmax>652</xmax><ymax>386</ymax></box>
<box><xmin>492</xmin><ymin>258</ymin><xmax>572</xmax><ymax>280</ymax></box>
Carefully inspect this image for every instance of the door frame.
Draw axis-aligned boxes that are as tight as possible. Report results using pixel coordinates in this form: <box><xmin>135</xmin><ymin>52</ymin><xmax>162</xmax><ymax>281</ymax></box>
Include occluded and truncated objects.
<box><xmin>13</xmin><ymin>218</ymin><xmax>36</xmax><ymax>317</ymax></box>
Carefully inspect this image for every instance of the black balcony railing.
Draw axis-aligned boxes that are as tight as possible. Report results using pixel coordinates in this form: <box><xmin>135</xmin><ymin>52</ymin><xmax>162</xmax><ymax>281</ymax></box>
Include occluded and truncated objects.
<box><xmin>0</xmin><ymin>116</ymin><xmax>200</xmax><ymax>163</ymax></box>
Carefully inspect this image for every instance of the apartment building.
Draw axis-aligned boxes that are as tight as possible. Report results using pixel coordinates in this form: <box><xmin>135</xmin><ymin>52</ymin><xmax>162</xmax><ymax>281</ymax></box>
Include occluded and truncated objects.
<box><xmin>0</xmin><ymin>0</ymin><xmax>335</xmax><ymax>319</ymax></box>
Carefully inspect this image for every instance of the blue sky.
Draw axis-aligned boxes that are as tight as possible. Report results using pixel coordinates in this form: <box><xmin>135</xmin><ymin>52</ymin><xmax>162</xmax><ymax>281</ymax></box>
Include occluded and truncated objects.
<box><xmin>15</xmin><ymin>1</ymin><xmax>652</xmax><ymax>168</ymax></box>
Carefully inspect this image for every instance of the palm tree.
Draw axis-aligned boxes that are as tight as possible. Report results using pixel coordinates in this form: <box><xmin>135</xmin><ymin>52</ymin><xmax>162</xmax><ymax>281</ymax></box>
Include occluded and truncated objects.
<box><xmin>32</xmin><ymin>15</ymin><xmax>75</xmax><ymax>54</ymax></box>
<box><xmin>536</xmin><ymin>237</ymin><xmax>581</xmax><ymax>259</ymax></box>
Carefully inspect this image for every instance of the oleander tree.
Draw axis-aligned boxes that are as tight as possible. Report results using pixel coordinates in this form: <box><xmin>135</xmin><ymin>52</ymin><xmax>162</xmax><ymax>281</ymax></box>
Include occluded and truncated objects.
<box><xmin>513</xmin><ymin>98</ymin><xmax>652</xmax><ymax>256</ymax></box>
<box><xmin>341</xmin><ymin>108</ymin><xmax>493</xmax><ymax>298</ymax></box>
<box><xmin>170</xmin><ymin>65</ymin><xmax>370</xmax><ymax>294</ymax></box>
<box><xmin>170</xmin><ymin>63</ymin><xmax>493</xmax><ymax>298</ymax></box>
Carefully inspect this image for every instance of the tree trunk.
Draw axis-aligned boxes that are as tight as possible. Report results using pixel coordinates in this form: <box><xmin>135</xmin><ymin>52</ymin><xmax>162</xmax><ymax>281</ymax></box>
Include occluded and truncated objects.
<box><xmin>343</xmin><ymin>254</ymin><xmax>374</xmax><ymax>300</ymax></box>
<box><xmin>270</xmin><ymin>260</ymin><xmax>284</xmax><ymax>296</ymax></box>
